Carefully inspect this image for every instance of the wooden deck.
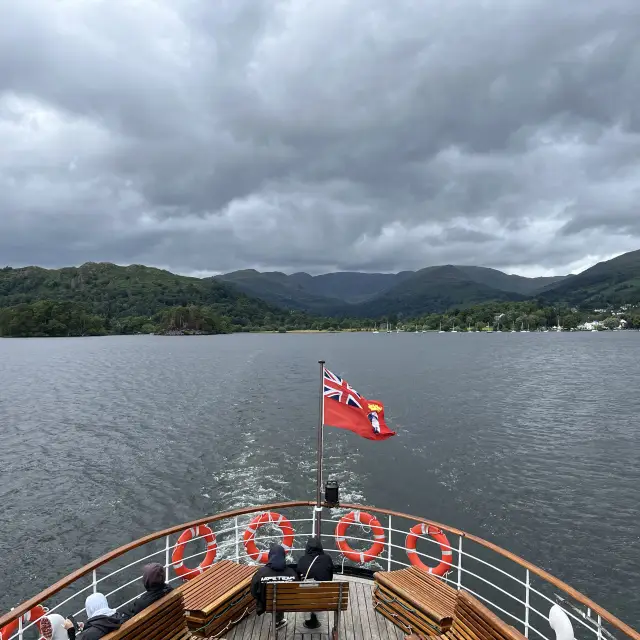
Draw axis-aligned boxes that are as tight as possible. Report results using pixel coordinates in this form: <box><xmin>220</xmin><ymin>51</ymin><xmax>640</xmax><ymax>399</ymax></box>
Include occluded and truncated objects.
<box><xmin>214</xmin><ymin>576</ymin><xmax>405</xmax><ymax>640</ymax></box>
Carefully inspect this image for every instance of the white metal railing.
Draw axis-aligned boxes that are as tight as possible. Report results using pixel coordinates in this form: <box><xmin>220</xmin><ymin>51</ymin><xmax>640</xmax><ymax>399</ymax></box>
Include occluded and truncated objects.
<box><xmin>1</xmin><ymin>505</ymin><xmax>633</xmax><ymax>640</ymax></box>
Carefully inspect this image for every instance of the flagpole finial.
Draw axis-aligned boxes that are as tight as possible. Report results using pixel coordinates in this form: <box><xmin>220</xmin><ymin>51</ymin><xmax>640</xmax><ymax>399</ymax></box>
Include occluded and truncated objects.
<box><xmin>319</xmin><ymin>360</ymin><xmax>325</xmax><ymax>365</ymax></box>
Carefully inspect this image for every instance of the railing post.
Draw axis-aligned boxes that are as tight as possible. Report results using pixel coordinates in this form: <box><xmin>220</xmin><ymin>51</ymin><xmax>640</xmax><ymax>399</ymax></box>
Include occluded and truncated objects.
<box><xmin>597</xmin><ymin>615</ymin><xmax>602</xmax><ymax>640</ymax></box>
<box><xmin>386</xmin><ymin>515</ymin><xmax>392</xmax><ymax>571</ymax></box>
<box><xmin>92</xmin><ymin>569</ymin><xmax>97</xmax><ymax>594</ymax></box>
<box><xmin>235</xmin><ymin>517</ymin><xmax>240</xmax><ymax>563</ymax></box>
<box><xmin>524</xmin><ymin>569</ymin><xmax>530</xmax><ymax>638</ymax></box>
<box><xmin>311</xmin><ymin>507</ymin><xmax>316</xmax><ymax>538</ymax></box>
<box><xmin>165</xmin><ymin>535</ymin><xmax>171</xmax><ymax>581</ymax></box>
<box><xmin>18</xmin><ymin>613</ymin><xmax>23</xmax><ymax>640</ymax></box>
<box><xmin>456</xmin><ymin>536</ymin><xmax>463</xmax><ymax>590</ymax></box>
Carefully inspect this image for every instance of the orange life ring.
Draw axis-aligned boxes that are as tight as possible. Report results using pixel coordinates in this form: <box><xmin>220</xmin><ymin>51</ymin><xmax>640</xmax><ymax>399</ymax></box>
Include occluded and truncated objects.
<box><xmin>171</xmin><ymin>525</ymin><xmax>217</xmax><ymax>580</ymax></box>
<box><xmin>335</xmin><ymin>511</ymin><xmax>385</xmax><ymax>563</ymax></box>
<box><xmin>0</xmin><ymin>605</ymin><xmax>46</xmax><ymax>640</ymax></box>
<box><xmin>243</xmin><ymin>512</ymin><xmax>295</xmax><ymax>563</ymax></box>
<box><xmin>405</xmin><ymin>523</ymin><xmax>453</xmax><ymax>576</ymax></box>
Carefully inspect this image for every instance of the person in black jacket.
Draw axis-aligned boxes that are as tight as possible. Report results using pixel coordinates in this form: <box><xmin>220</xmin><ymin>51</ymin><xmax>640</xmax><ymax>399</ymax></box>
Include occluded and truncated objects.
<box><xmin>81</xmin><ymin>593</ymin><xmax>122</xmax><ymax>640</ymax></box>
<box><xmin>296</xmin><ymin>537</ymin><xmax>334</xmax><ymax>629</ymax></box>
<box><xmin>121</xmin><ymin>563</ymin><xmax>173</xmax><ymax>620</ymax></box>
<box><xmin>250</xmin><ymin>544</ymin><xmax>298</xmax><ymax>630</ymax></box>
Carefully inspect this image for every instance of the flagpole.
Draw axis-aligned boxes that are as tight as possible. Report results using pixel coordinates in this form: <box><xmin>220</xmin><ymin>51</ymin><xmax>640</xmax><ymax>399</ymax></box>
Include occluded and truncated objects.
<box><xmin>315</xmin><ymin>359</ymin><xmax>325</xmax><ymax>536</ymax></box>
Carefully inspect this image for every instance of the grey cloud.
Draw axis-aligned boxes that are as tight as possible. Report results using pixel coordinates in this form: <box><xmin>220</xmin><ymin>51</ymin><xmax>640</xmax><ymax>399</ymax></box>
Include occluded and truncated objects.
<box><xmin>1</xmin><ymin>0</ymin><xmax>640</xmax><ymax>276</ymax></box>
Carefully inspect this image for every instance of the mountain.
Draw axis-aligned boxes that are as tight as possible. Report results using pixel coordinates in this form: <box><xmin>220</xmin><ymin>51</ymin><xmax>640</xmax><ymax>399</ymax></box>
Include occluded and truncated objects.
<box><xmin>215</xmin><ymin>269</ymin><xmax>413</xmax><ymax>311</ymax></box>
<box><xmin>287</xmin><ymin>271</ymin><xmax>414</xmax><ymax>303</ymax></box>
<box><xmin>214</xmin><ymin>269</ymin><xmax>344</xmax><ymax>313</ymax></box>
<box><xmin>216</xmin><ymin>264</ymin><xmax>564</xmax><ymax>316</ymax></box>
<box><xmin>347</xmin><ymin>265</ymin><xmax>526</xmax><ymax>317</ymax></box>
<box><xmin>540</xmin><ymin>250</ymin><xmax>640</xmax><ymax>306</ymax></box>
<box><xmin>455</xmin><ymin>266</ymin><xmax>566</xmax><ymax>296</ymax></box>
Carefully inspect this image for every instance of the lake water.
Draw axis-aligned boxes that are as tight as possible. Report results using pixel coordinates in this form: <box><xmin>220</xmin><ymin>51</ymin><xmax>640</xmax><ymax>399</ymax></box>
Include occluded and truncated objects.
<box><xmin>0</xmin><ymin>333</ymin><xmax>638</xmax><ymax>628</ymax></box>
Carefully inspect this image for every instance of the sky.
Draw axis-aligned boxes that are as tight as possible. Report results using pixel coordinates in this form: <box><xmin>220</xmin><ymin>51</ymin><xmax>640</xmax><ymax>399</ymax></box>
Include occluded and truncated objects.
<box><xmin>1</xmin><ymin>0</ymin><xmax>639</xmax><ymax>278</ymax></box>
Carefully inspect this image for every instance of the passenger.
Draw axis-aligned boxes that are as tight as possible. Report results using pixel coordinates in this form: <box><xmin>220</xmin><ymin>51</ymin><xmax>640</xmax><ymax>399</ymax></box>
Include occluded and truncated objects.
<box><xmin>250</xmin><ymin>544</ymin><xmax>298</xmax><ymax>630</ymax></box>
<box><xmin>80</xmin><ymin>593</ymin><xmax>122</xmax><ymax>640</ymax></box>
<box><xmin>296</xmin><ymin>537</ymin><xmax>334</xmax><ymax>629</ymax></box>
<box><xmin>121</xmin><ymin>562</ymin><xmax>173</xmax><ymax>620</ymax></box>
<box><xmin>40</xmin><ymin>613</ymin><xmax>76</xmax><ymax>640</ymax></box>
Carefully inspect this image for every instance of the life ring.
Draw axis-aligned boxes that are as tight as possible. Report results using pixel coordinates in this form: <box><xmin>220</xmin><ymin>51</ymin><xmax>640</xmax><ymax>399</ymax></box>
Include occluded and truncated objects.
<box><xmin>171</xmin><ymin>525</ymin><xmax>217</xmax><ymax>580</ymax></box>
<box><xmin>405</xmin><ymin>523</ymin><xmax>453</xmax><ymax>576</ymax></box>
<box><xmin>0</xmin><ymin>605</ymin><xmax>47</xmax><ymax>640</ymax></box>
<box><xmin>335</xmin><ymin>511</ymin><xmax>385</xmax><ymax>563</ymax></box>
<box><xmin>243</xmin><ymin>512</ymin><xmax>294</xmax><ymax>563</ymax></box>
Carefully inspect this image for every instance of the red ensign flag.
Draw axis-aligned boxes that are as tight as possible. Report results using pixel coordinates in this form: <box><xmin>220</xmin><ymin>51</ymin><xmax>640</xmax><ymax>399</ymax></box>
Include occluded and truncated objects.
<box><xmin>323</xmin><ymin>368</ymin><xmax>396</xmax><ymax>441</ymax></box>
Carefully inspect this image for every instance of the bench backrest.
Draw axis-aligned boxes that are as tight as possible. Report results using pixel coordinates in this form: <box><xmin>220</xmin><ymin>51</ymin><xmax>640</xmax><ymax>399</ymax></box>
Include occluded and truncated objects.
<box><xmin>102</xmin><ymin>590</ymin><xmax>189</xmax><ymax>640</ymax></box>
<box><xmin>449</xmin><ymin>591</ymin><xmax>526</xmax><ymax>640</ymax></box>
<box><xmin>264</xmin><ymin>581</ymin><xmax>350</xmax><ymax>613</ymax></box>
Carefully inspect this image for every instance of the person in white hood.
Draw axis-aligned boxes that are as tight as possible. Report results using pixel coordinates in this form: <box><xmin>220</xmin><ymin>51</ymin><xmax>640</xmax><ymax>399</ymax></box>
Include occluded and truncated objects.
<box><xmin>81</xmin><ymin>593</ymin><xmax>122</xmax><ymax>640</ymax></box>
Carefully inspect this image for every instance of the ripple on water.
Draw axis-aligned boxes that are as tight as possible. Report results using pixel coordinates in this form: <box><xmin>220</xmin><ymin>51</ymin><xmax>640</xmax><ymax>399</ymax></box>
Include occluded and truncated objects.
<box><xmin>0</xmin><ymin>333</ymin><xmax>638</xmax><ymax>627</ymax></box>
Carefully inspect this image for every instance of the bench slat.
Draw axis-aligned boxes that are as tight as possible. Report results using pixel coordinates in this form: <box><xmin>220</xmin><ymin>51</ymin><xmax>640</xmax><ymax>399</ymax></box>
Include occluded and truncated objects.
<box><xmin>447</xmin><ymin>592</ymin><xmax>526</xmax><ymax>640</ymax></box>
<box><xmin>101</xmin><ymin>590</ymin><xmax>189</xmax><ymax>640</ymax></box>
<box><xmin>175</xmin><ymin>561</ymin><xmax>256</xmax><ymax>636</ymax></box>
<box><xmin>373</xmin><ymin>591</ymin><xmax>443</xmax><ymax>637</ymax></box>
<box><xmin>264</xmin><ymin>582</ymin><xmax>350</xmax><ymax>614</ymax></box>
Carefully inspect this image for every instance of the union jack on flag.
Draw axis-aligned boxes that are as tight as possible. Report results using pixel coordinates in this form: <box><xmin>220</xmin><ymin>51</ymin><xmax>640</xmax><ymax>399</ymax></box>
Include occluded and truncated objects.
<box><xmin>323</xmin><ymin>368</ymin><xmax>362</xmax><ymax>408</ymax></box>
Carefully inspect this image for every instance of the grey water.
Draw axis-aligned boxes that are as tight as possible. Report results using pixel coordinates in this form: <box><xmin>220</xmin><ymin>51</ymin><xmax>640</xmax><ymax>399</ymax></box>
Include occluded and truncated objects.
<box><xmin>0</xmin><ymin>333</ymin><xmax>638</xmax><ymax>628</ymax></box>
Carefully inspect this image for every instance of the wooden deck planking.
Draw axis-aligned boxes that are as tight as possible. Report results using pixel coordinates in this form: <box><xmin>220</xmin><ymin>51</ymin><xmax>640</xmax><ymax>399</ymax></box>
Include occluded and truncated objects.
<box><xmin>217</xmin><ymin>576</ymin><xmax>406</xmax><ymax>640</ymax></box>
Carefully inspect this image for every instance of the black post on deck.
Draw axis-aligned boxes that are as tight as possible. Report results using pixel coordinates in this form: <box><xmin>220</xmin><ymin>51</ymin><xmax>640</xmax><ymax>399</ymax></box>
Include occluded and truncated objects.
<box><xmin>315</xmin><ymin>359</ymin><xmax>325</xmax><ymax>537</ymax></box>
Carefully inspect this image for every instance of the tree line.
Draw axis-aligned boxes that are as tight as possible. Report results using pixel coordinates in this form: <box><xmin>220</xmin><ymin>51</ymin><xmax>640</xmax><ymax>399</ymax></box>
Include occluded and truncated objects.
<box><xmin>1</xmin><ymin>298</ymin><xmax>639</xmax><ymax>338</ymax></box>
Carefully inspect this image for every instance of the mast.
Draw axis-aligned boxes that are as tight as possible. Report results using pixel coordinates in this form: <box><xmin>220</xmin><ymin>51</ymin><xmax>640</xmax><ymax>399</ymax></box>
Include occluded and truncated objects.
<box><xmin>315</xmin><ymin>360</ymin><xmax>325</xmax><ymax>536</ymax></box>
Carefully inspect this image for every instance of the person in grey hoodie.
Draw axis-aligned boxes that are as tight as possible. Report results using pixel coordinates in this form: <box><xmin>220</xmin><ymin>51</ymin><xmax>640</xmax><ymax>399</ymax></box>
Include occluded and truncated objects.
<box><xmin>79</xmin><ymin>593</ymin><xmax>122</xmax><ymax>640</ymax></box>
<box><xmin>121</xmin><ymin>563</ymin><xmax>173</xmax><ymax>620</ymax></box>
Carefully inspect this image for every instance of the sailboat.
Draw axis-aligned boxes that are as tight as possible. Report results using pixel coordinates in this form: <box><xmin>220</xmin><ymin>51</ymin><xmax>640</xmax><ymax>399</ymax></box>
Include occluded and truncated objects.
<box><xmin>451</xmin><ymin>321</ymin><xmax>458</xmax><ymax>333</ymax></box>
<box><xmin>373</xmin><ymin>324</ymin><xmax>379</xmax><ymax>334</ymax></box>
<box><xmin>511</xmin><ymin>323</ymin><xmax>516</xmax><ymax>333</ymax></box>
<box><xmin>556</xmin><ymin>315</ymin><xmax>562</xmax><ymax>332</ymax></box>
<box><xmin>386</xmin><ymin>322</ymin><xmax>391</xmax><ymax>334</ymax></box>
<box><xmin>438</xmin><ymin>322</ymin><xmax>445</xmax><ymax>334</ymax></box>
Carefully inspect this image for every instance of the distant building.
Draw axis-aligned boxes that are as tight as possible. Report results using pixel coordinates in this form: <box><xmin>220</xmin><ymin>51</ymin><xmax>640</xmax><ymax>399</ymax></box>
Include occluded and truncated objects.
<box><xmin>578</xmin><ymin>321</ymin><xmax>603</xmax><ymax>331</ymax></box>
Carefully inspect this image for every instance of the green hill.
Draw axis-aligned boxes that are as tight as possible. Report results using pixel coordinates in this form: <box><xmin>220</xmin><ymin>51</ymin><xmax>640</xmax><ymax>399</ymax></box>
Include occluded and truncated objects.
<box><xmin>0</xmin><ymin>262</ymin><xmax>313</xmax><ymax>335</ymax></box>
<box><xmin>540</xmin><ymin>250</ymin><xmax>640</xmax><ymax>306</ymax></box>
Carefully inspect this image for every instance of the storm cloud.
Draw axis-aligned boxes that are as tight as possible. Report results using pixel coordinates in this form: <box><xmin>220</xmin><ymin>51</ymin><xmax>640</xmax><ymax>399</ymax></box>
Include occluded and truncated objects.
<box><xmin>1</xmin><ymin>0</ymin><xmax>639</xmax><ymax>276</ymax></box>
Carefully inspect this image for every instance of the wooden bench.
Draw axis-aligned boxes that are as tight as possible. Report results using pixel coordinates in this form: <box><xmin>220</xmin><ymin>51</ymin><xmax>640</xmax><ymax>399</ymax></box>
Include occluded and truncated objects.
<box><xmin>443</xmin><ymin>591</ymin><xmax>526</xmax><ymax>640</ymax></box>
<box><xmin>176</xmin><ymin>560</ymin><xmax>257</xmax><ymax>636</ymax></box>
<box><xmin>264</xmin><ymin>581</ymin><xmax>350</xmax><ymax>640</ymax></box>
<box><xmin>102</xmin><ymin>589</ymin><xmax>190</xmax><ymax>640</ymax></box>
<box><xmin>373</xmin><ymin>567</ymin><xmax>457</xmax><ymax>637</ymax></box>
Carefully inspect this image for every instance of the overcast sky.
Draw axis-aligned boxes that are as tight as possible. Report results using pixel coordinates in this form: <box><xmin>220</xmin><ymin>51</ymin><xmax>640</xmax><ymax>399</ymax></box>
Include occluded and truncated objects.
<box><xmin>1</xmin><ymin>0</ymin><xmax>639</xmax><ymax>277</ymax></box>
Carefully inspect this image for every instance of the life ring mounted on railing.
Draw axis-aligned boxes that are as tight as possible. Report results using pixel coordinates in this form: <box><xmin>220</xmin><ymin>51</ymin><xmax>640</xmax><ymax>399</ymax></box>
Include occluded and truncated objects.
<box><xmin>405</xmin><ymin>523</ymin><xmax>453</xmax><ymax>576</ymax></box>
<box><xmin>0</xmin><ymin>604</ymin><xmax>47</xmax><ymax>640</ymax></box>
<box><xmin>243</xmin><ymin>511</ymin><xmax>295</xmax><ymax>563</ymax></box>
<box><xmin>335</xmin><ymin>510</ymin><xmax>386</xmax><ymax>563</ymax></box>
<box><xmin>171</xmin><ymin>524</ymin><xmax>217</xmax><ymax>580</ymax></box>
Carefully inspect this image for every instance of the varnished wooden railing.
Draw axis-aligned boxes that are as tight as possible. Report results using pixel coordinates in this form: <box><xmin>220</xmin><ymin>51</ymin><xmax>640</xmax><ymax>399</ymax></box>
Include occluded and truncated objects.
<box><xmin>1</xmin><ymin>500</ymin><xmax>637</xmax><ymax>640</ymax></box>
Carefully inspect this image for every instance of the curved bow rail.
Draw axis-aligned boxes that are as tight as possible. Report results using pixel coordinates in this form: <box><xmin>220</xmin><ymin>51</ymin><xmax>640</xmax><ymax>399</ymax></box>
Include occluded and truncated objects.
<box><xmin>1</xmin><ymin>501</ymin><xmax>637</xmax><ymax>640</ymax></box>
